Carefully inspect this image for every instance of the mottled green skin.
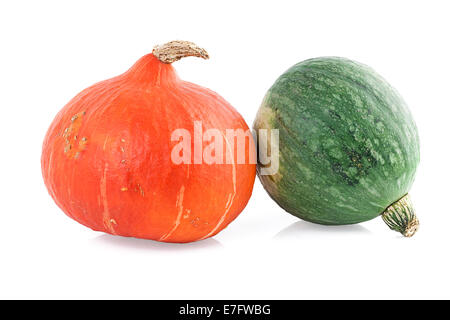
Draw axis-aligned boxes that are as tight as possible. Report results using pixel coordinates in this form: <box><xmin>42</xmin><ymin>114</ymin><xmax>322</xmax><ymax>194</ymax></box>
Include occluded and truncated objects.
<box><xmin>254</xmin><ymin>57</ymin><xmax>420</xmax><ymax>224</ymax></box>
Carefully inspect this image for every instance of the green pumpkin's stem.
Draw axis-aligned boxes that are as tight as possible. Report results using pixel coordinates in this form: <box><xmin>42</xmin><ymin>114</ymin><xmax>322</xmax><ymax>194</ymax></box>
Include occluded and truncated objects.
<box><xmin>381</xmin><ymin>194</ymin><xmax>419</xmax><ymax>237</ymax></box>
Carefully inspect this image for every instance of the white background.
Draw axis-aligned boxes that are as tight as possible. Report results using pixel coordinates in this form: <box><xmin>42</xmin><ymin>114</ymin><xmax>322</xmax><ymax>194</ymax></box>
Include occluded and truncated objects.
<box><xmin>1</xmin><ymin>0</ymin><xmax>449</xmax><ymax>299</ymax></box>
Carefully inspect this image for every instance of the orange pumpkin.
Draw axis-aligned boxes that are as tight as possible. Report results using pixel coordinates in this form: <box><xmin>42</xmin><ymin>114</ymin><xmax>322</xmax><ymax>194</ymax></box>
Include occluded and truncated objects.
<box><xmin>41</xmin><ymin>41</ymin><xmax>256</xmax><ymax>243</ymax></box>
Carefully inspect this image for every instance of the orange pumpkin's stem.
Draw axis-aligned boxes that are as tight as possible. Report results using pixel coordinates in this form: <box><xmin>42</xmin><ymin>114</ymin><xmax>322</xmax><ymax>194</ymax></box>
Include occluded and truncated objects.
<box><xmin>152</xmin><ymin>40</ymin><xmax>209</xmax><ymax>64</ymax></box>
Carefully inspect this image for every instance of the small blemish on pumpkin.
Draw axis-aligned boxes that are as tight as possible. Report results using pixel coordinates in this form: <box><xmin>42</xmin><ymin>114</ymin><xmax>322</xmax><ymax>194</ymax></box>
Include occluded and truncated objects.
<box><xmin>121</xmin><ymin>139</ymin><xmax>126</xmax><ymax>143</ymax></box>
<box><xmin>64</xmin><ymin>144</ymin><xmax>72</xmax><ymax>153</ymax></box>
<box><xmin>63</xmin><ymin>112</ymin><xmax>86</xmax><ymax>158</ymax></box>
<box><xmin>121</xmin><ymin>159</ymin><xmax>126</xmax><ymax>164</ymax></box>
<box><xmin>137</xmin><ymin>184</ymin><xmax>145</xmax><ymax>196</ymax></box>
<box><xmin>120</xmin><ymin>147</ymin><xmax>125</xmax><ymax>153</ymax></box>
<box><xmin>110</xmin><ymin>219</ymin><xmax>117</xmax><ymax>225</ymax></box>
<box><xmin>121</xmin><ymin>187</ymin><xmax>128</xmax><ymax>191</ymax></box>
<box><xmin>190</xmin><ymin>217</ymin><xmax>200</xmax><ymax>227</ymax></box>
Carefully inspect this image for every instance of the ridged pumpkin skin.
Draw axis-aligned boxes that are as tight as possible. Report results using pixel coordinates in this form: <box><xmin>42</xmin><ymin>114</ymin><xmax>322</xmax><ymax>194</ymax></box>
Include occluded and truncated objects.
<box><xmin>254</xmin><ymin>57</ymin><xmax>419</xmax><ymax>225</ymax></box>
<box><xmin>42</xmin><ymin>53</ymin><xmax>256</xmax><ymax>243</ymax></box>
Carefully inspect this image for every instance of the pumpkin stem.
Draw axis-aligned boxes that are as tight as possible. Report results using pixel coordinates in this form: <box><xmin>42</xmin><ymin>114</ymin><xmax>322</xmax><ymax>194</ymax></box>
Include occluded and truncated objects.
<box><xmin>381</xmin><ymin>194</ymin><xmax>419</xmax><ymax>237</ymax></box>
<box><xmin>152</xmin><ymin>40</ymin><xmax>209</xmax><ymax>64</ymax></box>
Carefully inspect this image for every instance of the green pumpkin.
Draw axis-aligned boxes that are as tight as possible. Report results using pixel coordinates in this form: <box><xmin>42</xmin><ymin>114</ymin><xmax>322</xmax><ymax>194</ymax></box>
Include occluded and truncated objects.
<box><xmin>253</xmin><ymin>57</ymin><xmax>420</xmax><ymax>236</ymax></box>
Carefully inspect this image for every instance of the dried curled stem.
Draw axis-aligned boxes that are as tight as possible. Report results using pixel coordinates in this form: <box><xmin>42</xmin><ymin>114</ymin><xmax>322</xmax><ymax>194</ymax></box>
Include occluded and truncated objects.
<box><xmin>152</xmin><ymin>40</ymin><xmax>209</xmax><ymax>64</ymax></box>
<box><xmin>381</xmin><ymin>194</ymin><xmax>419</xmax><ymax>237</ymax></box>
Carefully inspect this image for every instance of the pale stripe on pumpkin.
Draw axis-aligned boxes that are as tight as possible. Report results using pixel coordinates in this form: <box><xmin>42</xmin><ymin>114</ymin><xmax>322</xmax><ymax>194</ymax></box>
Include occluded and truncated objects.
<box><xmin>199</xmin><ymin>133</ymin><xmax>237</xmax><ymax>240</ymax></box>
<box><xmin>159</xmin><ymin>185</ymin><xmax>185</xmax><ymax>241</ymax></box>
<box><xmin>100</xmin><ymin>164</ymin><xmax>117</xmax><ymax>234</ymax></box>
